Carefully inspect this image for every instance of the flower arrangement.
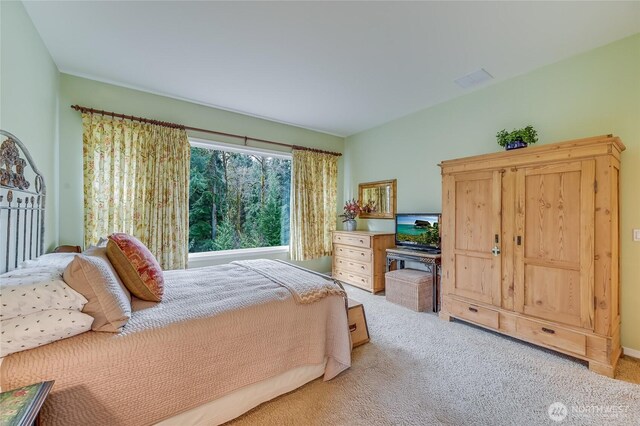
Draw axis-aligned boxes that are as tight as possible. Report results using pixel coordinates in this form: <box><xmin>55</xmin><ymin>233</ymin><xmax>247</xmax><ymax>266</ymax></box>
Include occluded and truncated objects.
<box><xmin>339</xmin><ymin>199</ymin><xmax>362</xmax><ymax>222</ymax></box>
<box><xmin>361</xmin><ymin>200</ymin><xmax>377</xmax><ymax>213</ymax></box>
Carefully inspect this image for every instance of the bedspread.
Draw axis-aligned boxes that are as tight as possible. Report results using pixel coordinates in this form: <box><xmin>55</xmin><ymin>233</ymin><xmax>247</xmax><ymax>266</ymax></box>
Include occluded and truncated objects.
<box><xmin>0</xmin><ymin>261</ymin><xmax>351</xmax><ymax>425</ymax></box>
<box><xmin>231</xmin><ymin>259</ymin><xmax>346</xmax><ymax>304</ymax></box>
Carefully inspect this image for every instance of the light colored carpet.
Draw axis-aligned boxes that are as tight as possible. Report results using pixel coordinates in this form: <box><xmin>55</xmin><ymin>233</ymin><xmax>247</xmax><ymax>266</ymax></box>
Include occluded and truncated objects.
<box><xmin>229</xmin><ymin>285</ymin><xmax>640</xmax><ymax>425</ymax></box>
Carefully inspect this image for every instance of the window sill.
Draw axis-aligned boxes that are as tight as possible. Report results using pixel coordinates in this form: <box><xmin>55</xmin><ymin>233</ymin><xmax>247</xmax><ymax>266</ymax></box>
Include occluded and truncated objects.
<box><xmin>188</xmin><ymin>246</ymin><xmax>289</xmax><ymax>263</ymax></box>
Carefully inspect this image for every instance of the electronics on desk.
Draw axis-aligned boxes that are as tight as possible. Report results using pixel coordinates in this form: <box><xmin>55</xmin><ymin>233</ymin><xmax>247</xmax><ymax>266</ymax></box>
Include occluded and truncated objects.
<box><xmin>395</xmin><ymin>213</ymin><xmax>441</xmax><ymax>253</ymax></box>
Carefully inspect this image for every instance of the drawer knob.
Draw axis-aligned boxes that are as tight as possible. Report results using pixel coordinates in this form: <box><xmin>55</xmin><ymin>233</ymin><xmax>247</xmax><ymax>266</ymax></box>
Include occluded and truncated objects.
<box><xmin>359</xmin><ymin>239</ymin><xmax>364</xmax><ymax>243</ymax></box>
<box><xmin>541</xmin><ymin>327</ymin><xmax>556</xmax><ymax>334</ymax></box>
<box><xmin>349</xmin><ymin>323</ymin><xmax>357</xmax><ymax>332</ymax></box>
<box><xmin>468</xmin><ymin>307</ymin><xmax>478</xmax><ymax>313</ymax></box>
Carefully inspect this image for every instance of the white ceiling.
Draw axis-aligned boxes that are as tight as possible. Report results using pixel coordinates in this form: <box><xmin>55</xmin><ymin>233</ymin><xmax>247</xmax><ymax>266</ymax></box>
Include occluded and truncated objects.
<box><xmin>23</xmin><ymin>1</ymin><xmax>640</xmax><ymax>137</ymax></box>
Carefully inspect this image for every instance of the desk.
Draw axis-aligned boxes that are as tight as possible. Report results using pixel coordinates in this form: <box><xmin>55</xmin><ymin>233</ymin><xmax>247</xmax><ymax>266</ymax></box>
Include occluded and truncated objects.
<box><xmin>386</xmin><ymin>248</ymin><xmax>441</xmax><ymax>312</ymax></box>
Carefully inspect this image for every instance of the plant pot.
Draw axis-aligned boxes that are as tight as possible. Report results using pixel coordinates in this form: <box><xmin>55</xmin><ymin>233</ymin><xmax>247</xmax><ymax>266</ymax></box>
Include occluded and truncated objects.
<box><xmin>343</xmin><ymin>219</ymin><xmax>357</xmax><ymax>231</ymax></box>
<box><xmin>505</xmin><ymin>140</ymin><xmax>528</xmax><ymax>150</ymax></box>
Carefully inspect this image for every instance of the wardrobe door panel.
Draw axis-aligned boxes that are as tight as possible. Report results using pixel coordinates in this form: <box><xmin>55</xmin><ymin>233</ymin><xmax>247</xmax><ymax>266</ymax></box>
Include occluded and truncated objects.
<box><xmin>523</xmin><ymin>264</ymin><xmax>582</xmax><ymax>327</ymax></box>
<box><xmin>515</xmin><ymin>161</ymin><xmax>595</xmax><ymax>329</ymax></box>
<box><xmin>524</xmin><ymin>168</ymin><xmax>581</xmax><ymax>263</ymax></box>
<box><xmin>454</xmin><ymin>254</ymin><xmax>494</xmax><ymax>302</ymax></box>
<box><xmin>445</xmin><ymin>171</ymin><xmax>502</xmax><ymax>306</ymax></box>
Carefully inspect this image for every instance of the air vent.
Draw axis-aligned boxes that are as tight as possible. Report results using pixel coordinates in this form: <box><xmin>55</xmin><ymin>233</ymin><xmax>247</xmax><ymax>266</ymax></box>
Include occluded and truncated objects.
<box><xmin>454</xmin><ymin>68</ymin><xmax>494</xmax><ymax>89</ymax></box>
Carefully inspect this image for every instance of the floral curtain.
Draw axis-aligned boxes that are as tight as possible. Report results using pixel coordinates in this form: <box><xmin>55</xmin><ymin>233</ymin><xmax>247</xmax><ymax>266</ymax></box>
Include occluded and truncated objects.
<box><xmin>290</xmin><ymin>149</ymin><xmax>338</xmax><ymax>261</ymax></box>
<box><xmin>82</xmin><ymin>113</ymin><xmax>190</xmax><ymax>270</ymax></box>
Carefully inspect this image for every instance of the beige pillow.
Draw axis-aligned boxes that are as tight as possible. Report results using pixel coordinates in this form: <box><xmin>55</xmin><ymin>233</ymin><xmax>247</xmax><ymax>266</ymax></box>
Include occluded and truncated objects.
<box><xmin>63</xmin><ymin>255</ymin><xmax>131</xmax><ymax>332</ymax></box>
<box><xmin>84</xmin><ymin>246</ymin><xmax>132</xmax><ymax>302</ymax></box>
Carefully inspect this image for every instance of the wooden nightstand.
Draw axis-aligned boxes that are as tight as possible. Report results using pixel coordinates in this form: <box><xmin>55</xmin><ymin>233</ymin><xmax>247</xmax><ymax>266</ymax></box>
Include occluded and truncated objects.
<box><xmin>0</xmin><ymin>381</ymin><xmax>54</xmax><ymax>426</ymax></box>
<box><xmin>53</xmin><ymin>245</ymin><xmax>82</xmax><ymax>253</ymax></box>
<box><xmin>347</xmin><ymin>299</ymin><xmax>370</xmax><ymax>348</ymax></box>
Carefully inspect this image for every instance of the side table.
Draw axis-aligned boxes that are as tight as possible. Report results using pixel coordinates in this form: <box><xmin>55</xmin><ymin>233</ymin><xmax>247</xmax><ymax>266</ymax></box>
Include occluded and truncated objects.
<box><xmin>0</xmin><ymin>381</ymin><xmax>54</xmax><ymax>426</ymax></box>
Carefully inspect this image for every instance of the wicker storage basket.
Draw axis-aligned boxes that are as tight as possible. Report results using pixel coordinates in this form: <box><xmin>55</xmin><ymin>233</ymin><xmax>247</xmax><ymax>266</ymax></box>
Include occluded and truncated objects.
<box><xmin>385</xmin><ymin>269</ymin><xmax>433</xmax><ymax>312</ymax></box>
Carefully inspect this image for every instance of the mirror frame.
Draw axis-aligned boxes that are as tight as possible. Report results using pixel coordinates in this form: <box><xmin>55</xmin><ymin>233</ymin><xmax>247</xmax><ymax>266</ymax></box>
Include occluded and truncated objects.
<box><xmin>358</xmin><ymin>179</ymin><xmax>397</xmax><ymax>219</ymax></box>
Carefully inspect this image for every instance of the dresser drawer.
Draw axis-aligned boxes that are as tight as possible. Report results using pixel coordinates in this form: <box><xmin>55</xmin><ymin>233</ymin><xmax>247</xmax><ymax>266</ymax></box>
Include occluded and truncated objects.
<box><xmin>447</xmin><ymin>298</ymin><xmax>499</xmax><ymax>329</ymax></box>
<box><xmin>333</xmin><ymin>269</ymin><xmax>349</xmax><ymax>282</ymax></box>
<box><xmin>334</xmin><ymin>256</ymin><xmax>372</xmax><ymax>276</ymax></box>
<box><xmin>334</xmin><ymin>269</ymin><xmax>372</xmax><ymax>290</ymax></box>
<box><xmin>334</xmin><ymin>245</ymin><xmax>372</xmax><ymax>262</ymax></box>
<box><xmin>516</xmin><ymin>317</ymin><xmax>586</xmax><ymax>356</ymax></box>
<box><xmin>333</xmin><ymin>233</ymin><xmax>371</xmax><ymax>249</ymax></box>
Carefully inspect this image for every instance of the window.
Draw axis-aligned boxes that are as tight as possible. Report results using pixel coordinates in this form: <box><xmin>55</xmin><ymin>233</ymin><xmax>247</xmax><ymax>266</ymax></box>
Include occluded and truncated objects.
<box><xmin>188</xmin><ymin>140</ymin><xmax>291</xmax><ymax>253</ymax></box>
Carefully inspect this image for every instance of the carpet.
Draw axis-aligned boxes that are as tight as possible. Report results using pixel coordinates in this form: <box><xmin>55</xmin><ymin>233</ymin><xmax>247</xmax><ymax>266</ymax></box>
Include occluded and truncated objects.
<box><xmin>230</xmin><ymin>285</ymin><xmax>640</xmax><ymax>425</ymax></box>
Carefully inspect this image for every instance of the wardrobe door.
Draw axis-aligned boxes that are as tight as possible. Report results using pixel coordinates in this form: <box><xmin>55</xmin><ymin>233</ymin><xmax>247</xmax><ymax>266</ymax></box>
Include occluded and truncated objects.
<box><xmin>514</xmin><ymin>161</ymin><xmax>595</xmax><ymax>329</ymax></box>
<box><xmin>442</xmin><ymin>170</ymin><xmax>502</xmax><ymax>307</ymax></box>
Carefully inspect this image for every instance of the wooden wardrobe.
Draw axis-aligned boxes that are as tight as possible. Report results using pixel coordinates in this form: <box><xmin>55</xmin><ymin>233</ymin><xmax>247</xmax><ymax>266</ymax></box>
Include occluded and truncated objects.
<box><xmin>439</xmin><ymin>135</ymin><xmax>624</xmax><ymax>377</ymax></box>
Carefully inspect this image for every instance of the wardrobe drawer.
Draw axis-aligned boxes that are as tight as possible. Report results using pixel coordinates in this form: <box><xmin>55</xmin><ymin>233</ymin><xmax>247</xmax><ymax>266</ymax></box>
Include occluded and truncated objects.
<box><xmin>334</xmin><ymin>256</ymin><xmax>372</xmax><ymax>276</ymax></box>
<box><xmin>448</xmin><ymin>299</ymin><xmax>499</xmax><ymax>330</ymax></box>
<box><xmin>334</xmin><ymin>245</ymin><xmax>372</xmax><ymax>262</ymax></box>
<box><xmin>516</xmin><ymin>318</ymin><xmax>586</xmax><ymax>356</ymax></box>
<box><xmin>333</xmin><ymin>233</ymin><xmax>371</xmax><ymax>249</ymax></box>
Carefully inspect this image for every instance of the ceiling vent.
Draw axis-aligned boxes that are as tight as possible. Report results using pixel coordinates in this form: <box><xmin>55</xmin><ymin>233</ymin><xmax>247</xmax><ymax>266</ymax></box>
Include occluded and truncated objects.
<box><xmin>454</xmin><ymin>68</ymin><xmax>494</xmax><ymax>89</ymax></box>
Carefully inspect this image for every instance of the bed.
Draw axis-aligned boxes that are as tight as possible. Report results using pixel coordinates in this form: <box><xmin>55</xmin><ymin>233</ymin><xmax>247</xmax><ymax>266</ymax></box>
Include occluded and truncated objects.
<box><xmin>0</xmin><ymin>131</ymin><xmax>351</xmax><ymax>425</ymax></box>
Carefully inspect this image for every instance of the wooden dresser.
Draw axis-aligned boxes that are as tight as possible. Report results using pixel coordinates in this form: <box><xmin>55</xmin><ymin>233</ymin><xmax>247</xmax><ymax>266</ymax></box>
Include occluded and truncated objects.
<box><xmin>439</xmin><ymin>135</ymin><xmax>624</xmax><ymax>377</ymax></box>
<box><xmin>332</xmin><ymin>231</ymin><xmax>395</xmax><ymax>293</ymax></box>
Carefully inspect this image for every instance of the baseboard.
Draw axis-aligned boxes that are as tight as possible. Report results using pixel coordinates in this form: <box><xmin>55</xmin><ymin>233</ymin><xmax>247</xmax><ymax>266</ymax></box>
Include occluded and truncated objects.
<box><xmin>623</xmin><ymin>346</ymin><xmax>640</xmax><ymax>359</ymax></box>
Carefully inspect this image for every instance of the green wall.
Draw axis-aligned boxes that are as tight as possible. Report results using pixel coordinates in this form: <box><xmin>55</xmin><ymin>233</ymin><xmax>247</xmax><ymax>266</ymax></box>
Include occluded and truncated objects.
<box><xmin>0</xmin><ymin>1</ymin><xmax>59</xmax><ymax>251</ymax></box>
<box><xmin>345</xmin><ymin>34</ymin><xmax>640</xmax><ymax>352</ymax></box>
<box><xmin>58</xmin><ymin>74</ymin><xmax>344</xmax><ymax>272</ymax></box>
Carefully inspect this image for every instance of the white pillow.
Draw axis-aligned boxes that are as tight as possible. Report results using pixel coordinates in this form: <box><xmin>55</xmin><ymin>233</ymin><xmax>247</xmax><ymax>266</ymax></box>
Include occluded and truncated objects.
<box><xmin>18</xmin><ymin>253</ymin><xmax>78</xmax><ymax>271</ymax></box>
<box><xmin>1</xmin><ymin>267</ymin><xmax>64</xmax><ymax>284</ymax></box>
<box><xmin>0</xmin><ymin>274</ymin><xmax>87</xmax><ymax>321</ymax></box>
<box><xmin>1</xmin><ymin>309</ymin><xmax>93</xmax><ymax>357</ymax></box>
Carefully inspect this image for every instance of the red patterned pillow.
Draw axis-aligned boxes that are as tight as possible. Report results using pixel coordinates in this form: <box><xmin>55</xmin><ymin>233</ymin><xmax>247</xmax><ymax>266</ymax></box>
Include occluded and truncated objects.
<box><xmin>106</xmin><ymin>233</ymin><xmax>164</xmax><ymax>302</ymax></box>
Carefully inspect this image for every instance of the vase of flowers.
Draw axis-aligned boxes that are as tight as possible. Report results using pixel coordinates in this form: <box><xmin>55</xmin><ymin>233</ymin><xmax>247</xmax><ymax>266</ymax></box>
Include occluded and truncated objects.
<box><xmin>340</xmin><ymin>199</ymin><xmax>362</xmax><ymax>231</ymax></box>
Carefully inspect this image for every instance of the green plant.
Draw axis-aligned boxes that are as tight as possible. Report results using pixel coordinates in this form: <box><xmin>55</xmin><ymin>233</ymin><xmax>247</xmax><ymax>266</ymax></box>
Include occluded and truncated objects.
<box><xmin>496</xmin><ymin>125</ymin><xmax>538</xmax><ymax>147</ymax></box>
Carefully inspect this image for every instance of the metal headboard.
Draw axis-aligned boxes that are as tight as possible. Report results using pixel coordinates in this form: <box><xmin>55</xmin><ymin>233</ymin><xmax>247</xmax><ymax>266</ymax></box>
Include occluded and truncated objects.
<box><xmin>0</xmin><ymin>130</ymin><xmax>46</xmax><ymax>273</ymax></box>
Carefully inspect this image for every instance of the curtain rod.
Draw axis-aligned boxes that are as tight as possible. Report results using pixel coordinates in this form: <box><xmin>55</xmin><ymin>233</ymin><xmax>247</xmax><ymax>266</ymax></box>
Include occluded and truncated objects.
<box><xmin>70</xmin><ymin>105</ymin><xmax>342</xmax><ymax>157</ymax></box>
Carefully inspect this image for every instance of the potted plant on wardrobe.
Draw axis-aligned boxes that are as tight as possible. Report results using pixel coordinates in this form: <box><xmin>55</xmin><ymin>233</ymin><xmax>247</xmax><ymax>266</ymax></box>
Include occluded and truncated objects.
<box><xmin>339</xmin><ymin>199</ymin><xmax>362</xmax><ymax>231</ymax></box>
<box><xmin>496</xmin><ymin>125</ymin><xmax>538</xmax><ymax>150</ymax></box>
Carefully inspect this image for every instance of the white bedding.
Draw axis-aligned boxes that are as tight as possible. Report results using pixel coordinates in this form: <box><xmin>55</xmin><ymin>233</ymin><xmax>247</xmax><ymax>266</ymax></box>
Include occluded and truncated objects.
<box><xmin>0</xmin><ymin>309</ymin><xmax>93</xmax><ymax>357</ymax></box>
<box><xmin>0</xmin><ymin>257</ymin><xmax>90</xmax><ymax>357</ymax></box>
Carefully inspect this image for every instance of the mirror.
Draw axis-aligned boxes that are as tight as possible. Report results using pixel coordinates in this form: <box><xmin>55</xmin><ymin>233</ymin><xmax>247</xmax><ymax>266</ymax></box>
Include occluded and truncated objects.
<box><xmin>358</xmin><ymin>179</ymin><xmax>397</xmax><ymax>219</ymax></box>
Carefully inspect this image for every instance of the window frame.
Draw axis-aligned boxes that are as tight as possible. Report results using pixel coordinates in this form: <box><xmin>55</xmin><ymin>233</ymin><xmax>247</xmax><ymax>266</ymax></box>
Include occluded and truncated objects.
<box><xmin>187</xmin><ymin>138</ymin><xmax>292</xmax><ymax>260</ymax></box>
